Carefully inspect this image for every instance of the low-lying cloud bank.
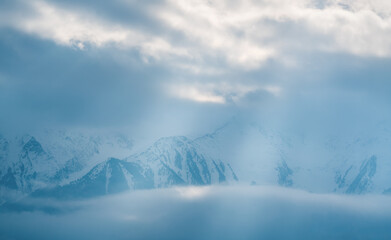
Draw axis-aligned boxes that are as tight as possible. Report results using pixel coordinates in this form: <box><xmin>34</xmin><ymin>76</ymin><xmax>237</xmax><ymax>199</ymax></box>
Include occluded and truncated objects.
<box><xmin>1</xmin><ymin>185</ymin><xmax>391</xmax><ymax>240</ymax></box>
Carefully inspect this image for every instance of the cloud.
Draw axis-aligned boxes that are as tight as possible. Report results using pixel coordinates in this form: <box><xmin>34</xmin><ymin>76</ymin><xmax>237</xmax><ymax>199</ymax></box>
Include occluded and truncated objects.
<box><xmin>167</xmin><ymin>80</ymin><xmax>282</xmax><ymax>104</ymax></box>
<box><xmin>6</xmin><ymin>1</ymin><xmax>138</xmax><ymax>48</ymax></box>
<box><xmin>1</xmin><ymin>186</ymin><xmax>391</xmax><ymax>240</ymax></box>
<box><xmin>0</xmin><ymin>0</ymin><xmax>390</xmax><ymax>138</ymax></box>
<box><xmin>2</xmin><ymin>0</ymin><xmax>391</xmax><ymax>74</ymax></box>
<box><xmin>154</xmin><ymin>0</ymin><xmax>277</xmax><ymax>69</ymax></box>
<box><xmin>170</xmin><ymin>84</ymin><xmax>226</xmax><ymax>104</ymax></box>
<box><xmin>1</xmin><ymin>0</ymin><xmax>189</xmax><ymax>64</ymax></box>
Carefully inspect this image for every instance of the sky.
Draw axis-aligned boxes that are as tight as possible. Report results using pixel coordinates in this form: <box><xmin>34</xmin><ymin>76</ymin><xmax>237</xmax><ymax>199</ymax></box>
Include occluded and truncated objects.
<box><xmin>1</xmin><ymin>0</ymin><xmax>391</xmax><ymax>139</ymax></box>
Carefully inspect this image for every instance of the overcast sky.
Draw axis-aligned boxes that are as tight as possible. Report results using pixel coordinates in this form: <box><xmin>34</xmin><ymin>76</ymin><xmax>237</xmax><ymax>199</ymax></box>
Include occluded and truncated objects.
<box><xmin>1</xmin><ymin>0</ymin><xmax>391</xmax><ymax>138</ymax></box>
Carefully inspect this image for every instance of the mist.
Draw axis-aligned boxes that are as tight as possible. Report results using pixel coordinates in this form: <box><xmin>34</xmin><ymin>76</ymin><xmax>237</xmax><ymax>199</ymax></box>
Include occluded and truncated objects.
<box><xmin>1</xmin><ymin>186</ymin><xmax>391</xmax><ymax>240</ymax></box>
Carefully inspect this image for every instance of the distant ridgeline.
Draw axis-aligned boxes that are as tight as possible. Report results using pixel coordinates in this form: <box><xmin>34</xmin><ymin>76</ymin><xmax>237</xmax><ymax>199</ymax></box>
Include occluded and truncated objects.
<box><xmin>0</xmin><ymin>133</ymin><xmax>237</xmax><ymax>202</ymax></box>
<box><xmin>1</xmin><ymin>121</ymin><xmax>391</xmax><ymax>203</ymax></box>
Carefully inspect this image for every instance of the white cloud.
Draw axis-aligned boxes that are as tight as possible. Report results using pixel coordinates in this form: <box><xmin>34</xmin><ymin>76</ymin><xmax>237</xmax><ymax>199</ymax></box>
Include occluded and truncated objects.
<box><xmin>16</xmin><ymin>1</ymin><xmax>138</xmax><ymax>48</ymax></box>
<box><xmin>1</xmin><ymin>0</ymin><xmax>390</xmax><ymax>107</ymax></box>
<box><xmin>169</xmin><ymin>84</ymin><xmax>226</xmax><ymax>104</ymax></box>
<box><xmin>2</xmin><ymin>0</ymin><xmax>391</xmax><ymax>72</ymax></box>
<box><xmin>168</xmin><ymin>81</ymin><xmax>281</xmax><ymax>104</ymax></box>
<box><xmin>156</xmin><ymin>0</ymin><xmax>391</xmax><ymax>60</ymax></box>
<box><xmin>296</xmin><ymin>5</ymin><xmax>391</xmax><ymax>57</ymax></box>
<box><xmin>155</xmin><ymin>0</ymin><xmax>277</xmax><ymax>69</ymax></box>
<box><xmin>2</xmin><ymin>0</ymin><xmax>187</xmax><ymax>64</ymax></box>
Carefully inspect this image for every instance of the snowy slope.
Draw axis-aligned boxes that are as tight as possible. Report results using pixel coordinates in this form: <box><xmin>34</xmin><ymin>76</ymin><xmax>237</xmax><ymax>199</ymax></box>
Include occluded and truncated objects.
<box><xmin>30</xmin><ymin>136</ymin><xmax>238</xmax><ymax>199</ymax></box>
<box><xmin>0</xmin><ymin>130</ymin><xmax>135</xmax><ymax>201</ymax></box>
<box><xmin>127</xmin><ymin>136</ymin><xmax>238</xmax><ymax>188</ymax></box>
<box><xmin>0</xmin><ymin>135</ymin><xmax>58</xmax><ymax>192</ymax></box>
<box><xmin>33</xmin><ymin>158</ymin><xmax>154</xmax><ymax>199</ymax></box>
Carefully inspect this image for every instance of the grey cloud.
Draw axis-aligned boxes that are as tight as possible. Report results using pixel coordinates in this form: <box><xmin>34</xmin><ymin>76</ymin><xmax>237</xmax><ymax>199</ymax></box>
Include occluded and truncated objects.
<box><xmin>0</xmin><ymin>29</ymin><xmax>166</xmax><ymax>129</ymax></box>
<box><xmin>0</xmin><ymin>0</ymin><xmax>390</xmax><ymax>141</ymax></box>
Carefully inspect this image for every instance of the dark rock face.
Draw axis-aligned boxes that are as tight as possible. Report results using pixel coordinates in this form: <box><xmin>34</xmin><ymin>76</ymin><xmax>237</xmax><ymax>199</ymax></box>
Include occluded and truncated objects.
<box><xmin>0</xmin><ymin>168</ymin><xmax>18</xmax><ymax>190</ymax></box>
<box><xmin>346</xmin><ymin>156</ymin><xmax>377</xmax><ymax>194</ymax></box>
<box><xmin>276</xmin><ymin>161</ymin><xmax>293</xmax><ymax>187</ymax></box>
<box><xmin>33</xmin><ymin>158</ymin><xmax>154</xmax><ymax>199</ymax></box>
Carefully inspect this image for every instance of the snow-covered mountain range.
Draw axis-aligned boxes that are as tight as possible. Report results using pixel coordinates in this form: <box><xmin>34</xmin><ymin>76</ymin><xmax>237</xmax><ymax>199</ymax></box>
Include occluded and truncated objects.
<box><xmin>32</xmin><ymin>136</ymin><xmax>237</xmax><ymax>199</ymax></box>
<box><xmin>1</xmin><ymin>120</ymin><xmax>391</xmax><ymax>203</ymax></box>
<box><xmin>0</xmin><ymin>129</ymin><xmax>238</xmax><ymax>202</ymax></box>
<box><xmin>192</xmin><ymin>120</ymin><xmax>391</xmax><ymax>194</ymax></box>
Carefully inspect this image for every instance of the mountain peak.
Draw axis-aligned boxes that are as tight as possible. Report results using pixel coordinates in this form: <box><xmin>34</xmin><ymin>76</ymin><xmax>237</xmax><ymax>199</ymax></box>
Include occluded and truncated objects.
<box><xmin>22</xmin><ymin>136</ymin><xmax>45</xmax><ymax>155</ymax></box>
<box><xmin>155</xmin><ymin>136</ymin><xmax>190</xmax><ymax>145</ymax></box>
<box><xmin>106</xmin><ymin>157</ymin><xmax>121</xmax><ymax>165</ymax></box>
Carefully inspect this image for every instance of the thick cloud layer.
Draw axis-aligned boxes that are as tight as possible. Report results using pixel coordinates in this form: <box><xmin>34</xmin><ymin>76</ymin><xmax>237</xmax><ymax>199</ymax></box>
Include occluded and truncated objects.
<box><xmin>1</xmin><ymin>186</ymin><xmax>391</xmax><ymax>240</ymax></box>
<box><xmin>0</xmin><ymin>0</ymin><xmax>390</xmax><ymax>139</ymax></box>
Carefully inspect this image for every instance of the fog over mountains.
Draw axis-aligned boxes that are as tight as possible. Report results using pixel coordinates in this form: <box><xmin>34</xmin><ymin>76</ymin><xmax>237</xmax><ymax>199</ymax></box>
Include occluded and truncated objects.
<box><xmin>1</xmin><ymin>119</ymin><xmax>390</xmax><ymax>205</ymax></box>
